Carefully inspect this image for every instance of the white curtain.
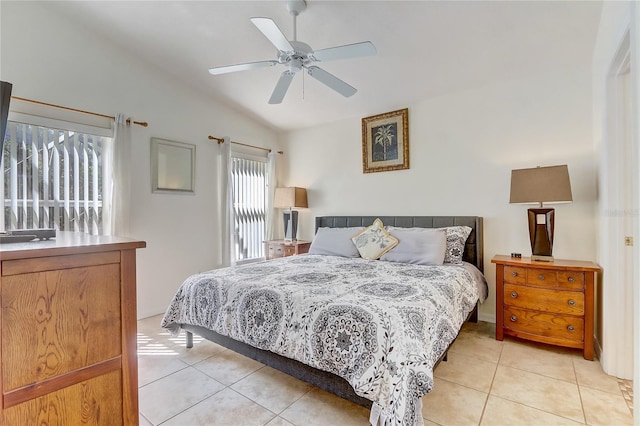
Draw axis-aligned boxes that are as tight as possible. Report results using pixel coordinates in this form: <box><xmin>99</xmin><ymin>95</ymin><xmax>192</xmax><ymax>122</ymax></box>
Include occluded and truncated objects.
<box><xmin>265</xmin><ymin>151</ymin><xmax>278</xmax><ymax>240</ymax></box>
<box><xmin>104</xmin><ymin>113</ymin><xmax>131</xmax><ymax>237</ymax></box>
<box><xmin>218</xmin><ymin>137</ymin><xmax>235</xmax><ymax>267</ymax></box>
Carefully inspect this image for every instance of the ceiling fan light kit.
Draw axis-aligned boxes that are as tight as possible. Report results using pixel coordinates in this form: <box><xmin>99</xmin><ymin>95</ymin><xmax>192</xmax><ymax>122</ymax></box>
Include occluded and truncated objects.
<box><xmin>208</xmin><ymin>0</ymin><xmax>376</xmax><ymax>104</ymax></box>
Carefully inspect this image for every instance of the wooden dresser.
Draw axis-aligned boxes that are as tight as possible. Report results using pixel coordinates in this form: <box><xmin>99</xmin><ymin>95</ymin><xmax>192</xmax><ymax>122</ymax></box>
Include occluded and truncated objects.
<box><xmin>264</xmin><ymin>240</ymin><xmax>311</xmax><ymax>260</ymax></box>
<box><xmin>492</xmin><ymin>255</ymin><xmax>600</xmax><ymax>360</ymax></box>
<box><xmin>0</xmin><ymin>232</ymin><xmax>145</xmax><ymax>425</ymax></box>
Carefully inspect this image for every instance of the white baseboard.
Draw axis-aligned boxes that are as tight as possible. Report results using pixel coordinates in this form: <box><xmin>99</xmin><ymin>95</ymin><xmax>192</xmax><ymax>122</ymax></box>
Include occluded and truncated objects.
<box><xmin>478</xmin><ymin>312</ymin><xmax>496</xmax><ymax>323</ymax></box>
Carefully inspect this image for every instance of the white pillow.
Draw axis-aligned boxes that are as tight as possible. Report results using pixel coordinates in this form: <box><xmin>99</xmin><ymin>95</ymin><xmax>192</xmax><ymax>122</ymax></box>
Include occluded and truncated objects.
<box><xmin>440</xmin><ymin>226</ymin><xmax>472</xmax><ymax>264</ymax></box>
<box><xmin>351</xmin><ymin>219</ymin><xmax>398</xmax><ymax>260</ymax></box>
<box><xmin>308</xmin><ymin>227</ymin><xmax>364</xmax><ymax>257</ymax></box>
<box><xmin>381</xmin><ymin>227</ymin><xmax>446</xmax><ymax>265</ymax></box>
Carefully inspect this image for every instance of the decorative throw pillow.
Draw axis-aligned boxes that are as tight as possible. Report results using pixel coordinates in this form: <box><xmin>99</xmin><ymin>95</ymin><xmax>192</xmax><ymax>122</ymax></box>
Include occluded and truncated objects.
<box><xmin>441</xmin><ymin>226</ymin><xmax>472</xmax><ymax>264</ymax></box>
<box><xmin>308</xmin><ymin>227</ymin><xmax>364</xmax><ymax>257</ymax></box>
<box><xmin>351</xmin><ymin>218</ymin><xmax>399</xmax><ymax>260</ymax></box>
<box><xmin>380</xmin><ymin>227</ymin><xmax>447</xmax><ymax>265</ymax></box>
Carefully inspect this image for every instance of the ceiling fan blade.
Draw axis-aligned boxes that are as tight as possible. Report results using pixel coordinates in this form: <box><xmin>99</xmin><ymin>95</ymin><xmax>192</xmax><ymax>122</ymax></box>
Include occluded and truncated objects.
<box><xmin>312</xmin><ymin>41</ymin><xmax>377</xmax><ymax>62</ymax></box>
<box><xmin>269</xmin><ymin>71</ymin><xmax>295</xmax><ymax>104</ymax></box>
<box><xmin>306</xmin><ymin>66</ymin><xmax>357</xmax><ymax>98</ymax></box>
<box><xmin>208</xmin><ymin>60</ymin><xmax>278</xmax><ymax>75</ymax></box>
<box><xmin>250</xmin><ymin>17</ymin><xmax>295</xmax><ymax>54</ymax></box>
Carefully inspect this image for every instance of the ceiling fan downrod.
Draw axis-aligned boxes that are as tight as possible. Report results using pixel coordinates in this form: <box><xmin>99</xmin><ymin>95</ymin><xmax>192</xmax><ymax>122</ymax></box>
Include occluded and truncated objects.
<box><xmin>287</xmin><ymin>0</ymin><xmax>307</xmax><ymax>42</ymax></box>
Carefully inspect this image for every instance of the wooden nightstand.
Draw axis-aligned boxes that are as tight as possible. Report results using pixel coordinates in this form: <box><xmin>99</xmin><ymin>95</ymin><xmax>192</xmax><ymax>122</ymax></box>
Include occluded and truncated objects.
<box><xmin>265</xmin><ymin>240</ymin><xmax>311</xmax><ymax>260</ymax></box>
<box><xmin>492</xmin><ymin>255</ymin><xmax>601</xmax><ymax>360</ymax></box>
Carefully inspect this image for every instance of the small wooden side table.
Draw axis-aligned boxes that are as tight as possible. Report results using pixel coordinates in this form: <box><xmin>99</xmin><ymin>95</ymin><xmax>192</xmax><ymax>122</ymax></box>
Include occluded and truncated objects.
<box><xmin>264</xmin><ymin>240</ymin><xmax>311</xmax><ymax>260</ymax></box>
<box><xmin>492</xmin><ymin>255</ymin><xmax>601</xmax><ymax>360</ymax></box>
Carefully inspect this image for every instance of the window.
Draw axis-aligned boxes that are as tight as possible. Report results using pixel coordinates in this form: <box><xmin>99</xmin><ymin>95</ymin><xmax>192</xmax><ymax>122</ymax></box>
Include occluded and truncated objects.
<box><xmin>231</xmin><ymin>154</ymin><xmax>267</xmax><ymax>262</ymax></box>
<box><xmin>2</xmin><ymin>121</ymin><xmax>109</xmax><ymax>234</ymax></box>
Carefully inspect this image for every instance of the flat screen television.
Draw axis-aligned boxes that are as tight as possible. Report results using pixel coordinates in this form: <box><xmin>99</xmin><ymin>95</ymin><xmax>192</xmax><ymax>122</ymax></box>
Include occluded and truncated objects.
<box><xmin>1</xmin><ymin>81</ymin><xmax>12</xmax><ymax>167</ymax></box>
<box><xmin>0</xmin><ymin>81</ymin><xmax>12</xmax><ymax>166</ymax></box>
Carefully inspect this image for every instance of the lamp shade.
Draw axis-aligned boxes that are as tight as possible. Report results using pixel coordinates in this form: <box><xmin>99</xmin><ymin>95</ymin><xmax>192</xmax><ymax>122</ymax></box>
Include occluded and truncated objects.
<box><xmin>509</xmin><ymin>165</ymin><xmax>572</xmax><ymax>205</ymax></box>
<box><xmin>274</xmin><ymin>187</ymin><xmax>308</xmax><ymax>209</ymax></box>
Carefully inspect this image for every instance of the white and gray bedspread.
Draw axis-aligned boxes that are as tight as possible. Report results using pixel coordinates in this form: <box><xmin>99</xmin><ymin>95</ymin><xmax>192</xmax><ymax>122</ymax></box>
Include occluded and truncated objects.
<box><xmin>161</xmin><ymin>254</ymin><xmax>487</xmax><ymax>425</ymax></box>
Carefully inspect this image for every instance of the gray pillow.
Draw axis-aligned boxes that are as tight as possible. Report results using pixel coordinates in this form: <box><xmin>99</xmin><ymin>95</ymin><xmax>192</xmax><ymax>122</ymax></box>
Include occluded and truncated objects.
<box><xmin>308</xmin><ymin>227</ymin><xmax>364</xmax><ymax>257</ymax></box>
<box><xmin>380</xmin><ymin>227</ymin><xmax>447</xmax><ymax>265</ymax></box>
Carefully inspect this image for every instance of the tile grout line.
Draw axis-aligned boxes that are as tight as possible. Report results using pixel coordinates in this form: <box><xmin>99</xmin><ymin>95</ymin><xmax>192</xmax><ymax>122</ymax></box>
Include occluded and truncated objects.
<box><xmin>617</xmin><ymin>378</ymin><xmax>634</xmax><ymax>416</ymax></box>
<box><xmin>476</xmin><ymin>334</ymin><xmax>505</xmax><ymax>425</ymax></box>
<box><xmin>571</xmin><ymin>356</ymin><xmax>588</xmax><ymax>425</ymax></box>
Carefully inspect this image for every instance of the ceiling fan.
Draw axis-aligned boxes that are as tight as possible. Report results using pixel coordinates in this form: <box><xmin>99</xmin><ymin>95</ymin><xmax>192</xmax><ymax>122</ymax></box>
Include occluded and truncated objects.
<box><xmin>208</xmin><ymin>0</ymin><xmax>377</xmax><ymax>104</ymax></box>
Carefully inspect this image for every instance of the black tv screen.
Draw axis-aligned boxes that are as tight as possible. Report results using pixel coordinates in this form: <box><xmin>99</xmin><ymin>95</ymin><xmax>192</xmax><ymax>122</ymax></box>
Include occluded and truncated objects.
<box><xmin>1</xmin><ymin>81</ymin><xmax>12</xmax><ymax>166</ymax></box>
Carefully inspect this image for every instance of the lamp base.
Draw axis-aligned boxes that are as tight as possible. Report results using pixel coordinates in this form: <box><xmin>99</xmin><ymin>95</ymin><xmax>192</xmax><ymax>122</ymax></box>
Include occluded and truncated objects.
<box><xmin>283</xmin><ymin>210</ymin><xmax>299</xmax><ymax>242</ymax></box>
<box><xmin>532</xmin><ymin>254</ymin><xmax>554</xmax><ymax>262</ymax></box>
<box><xmin>528</xmin><ymin>207</ymin><xmax>555</xmax><ymax>259</ymax></box>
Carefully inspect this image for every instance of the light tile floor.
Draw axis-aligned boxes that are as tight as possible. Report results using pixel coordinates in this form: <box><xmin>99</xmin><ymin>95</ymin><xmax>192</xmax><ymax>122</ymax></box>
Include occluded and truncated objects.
<box><xmin>138</xmin><ymin>316</ymin><xmax>634</xmax><ymax>425</ymax></box>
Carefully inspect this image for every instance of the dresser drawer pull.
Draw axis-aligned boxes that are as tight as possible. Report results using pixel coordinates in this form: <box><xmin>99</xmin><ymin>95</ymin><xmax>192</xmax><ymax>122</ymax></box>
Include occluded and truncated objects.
<box><xmin>567</xmin><ymin>325</ymin><xmax>575</xmax><ymax>332</ymax></box>
<box><xmin>568</xmin><ymin>299</ymin><xmax>576</xmax><ymax>306</ymax></box>
<box><xmin>538</xmin><ymin>274</ymin><xmax>545</xmax><ymax>280</ymax></box>
<box><xmin>568</xmin><ymin>277</ymin><xmax>575</xmax><ymax>283</ymax></box>
<box><xmin>510</xmin><ymin>291</ymin><xmax>518</xmax><ymax>298</ymax></box>
<box><xmin>510</xmin><ymin>315</ymin><xmax>517</xmax><ymax>322</ymax></box>
<box><xmin>511</xmin><ymin>271</ymin><xmax>518</xmax><ymax>277</ymax></box>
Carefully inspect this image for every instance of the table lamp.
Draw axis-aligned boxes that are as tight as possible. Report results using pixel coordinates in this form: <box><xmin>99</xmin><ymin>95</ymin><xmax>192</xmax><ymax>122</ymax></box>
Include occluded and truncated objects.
<box><xmin>509</xmin><ymin>165</ymin><xmax>572</xmax><ymax>261</ymax></box>
<box><xmin>274</xmin><ymin>187</ymin><xmax>308</xmax><ymax>241</ymax></box>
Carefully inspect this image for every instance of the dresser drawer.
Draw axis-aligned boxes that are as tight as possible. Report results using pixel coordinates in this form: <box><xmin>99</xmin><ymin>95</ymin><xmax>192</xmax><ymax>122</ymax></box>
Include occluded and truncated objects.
<box><xmin>2</xmin><ymin>264</ymin><xmax>122</xmax><ymax>391</ymax></box>
<box><xmin>504</xmin><ymin>266</ymin><xmax>527</xmax><ymax>284</ymax></box>
<box><xmin>504</xmin><ymin>306</ymin><xmax>584</xmax><ymax>343</ymax></box>
<box><xmin>283</xmin><ymin>245</ymin><xmax>296</xmax><ymax>256</ymax></box>
<box><xmin>504</xmin><ymin>284</ymin><xmax>584</xmax><ymax>315</ymax></box>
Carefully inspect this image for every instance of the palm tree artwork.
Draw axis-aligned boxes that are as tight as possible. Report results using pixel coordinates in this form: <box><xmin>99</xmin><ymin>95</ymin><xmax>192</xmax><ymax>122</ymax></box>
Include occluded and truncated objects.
<box><xmin>371</xmin><ymin>123</ymin><xmax>398</xmax><ymax>162</ymax></box>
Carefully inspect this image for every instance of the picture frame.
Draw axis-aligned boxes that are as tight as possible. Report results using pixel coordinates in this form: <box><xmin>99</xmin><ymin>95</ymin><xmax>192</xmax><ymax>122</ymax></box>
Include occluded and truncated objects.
<box><xmin>361</xmin><ymin>108</ymin><xmax>409</xmax><ymax>173</ymax></box>
<box><xmin>151</xmin><ymin>137</ymin><xmax>195</xmax><ymax>193</ymax></box>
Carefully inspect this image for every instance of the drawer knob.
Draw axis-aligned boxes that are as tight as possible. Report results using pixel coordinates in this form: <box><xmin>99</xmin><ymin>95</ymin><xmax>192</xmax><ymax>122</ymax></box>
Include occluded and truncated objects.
<box><xmin>510</xmin><ymin>315</ymin><xmax>517</xmax><ymax>322</ymax></box>
<box><xmin>538</xmin><ymin>274</ymin><xmax>545</xmax><ymax>280</ymax></box>
<box><xmin>568</xmin><ymin>277</ymin><xmax>575</xmax><ymax>283</ymax></box>
<box><xmin>568</xmin><ymin>299</ymin><xmax>576</xmax><ymax>306</ymax></box>
<box><xmin>511</xmin><ymin>271</ymin><xmax>518</xmax><ymax>277</ymax></box>
<box><xmin>510</xmin><ymin>291</ymin><xmax>518</xmax><ymax>298</ymax></box>
<box><xmin>567</xmin><ymin>325</ymin><xmax>575</xmax><ymax>332</ymax></box>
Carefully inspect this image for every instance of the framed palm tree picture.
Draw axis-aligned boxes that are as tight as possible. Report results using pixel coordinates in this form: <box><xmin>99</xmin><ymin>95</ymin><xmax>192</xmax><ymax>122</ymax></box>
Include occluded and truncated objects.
<box><xmin>361</xmin><ymin>108</ymin><xmax>409</xmax><ymax>173</ymax></box>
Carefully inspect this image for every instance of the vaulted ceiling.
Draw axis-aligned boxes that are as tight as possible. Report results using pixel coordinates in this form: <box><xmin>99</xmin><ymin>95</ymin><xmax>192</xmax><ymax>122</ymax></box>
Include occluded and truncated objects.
<box><xmin>45</xmin><ymin>1</ymin><xmax>603</xmax><ymax>132</ymax></box>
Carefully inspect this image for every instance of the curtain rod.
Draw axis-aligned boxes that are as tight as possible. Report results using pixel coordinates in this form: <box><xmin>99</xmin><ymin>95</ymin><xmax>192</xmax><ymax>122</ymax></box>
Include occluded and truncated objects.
<box><xmin>11</xmin><ymin>96</ymin><xmax>149</xmax><ymax>127</ymax></box>
<box><xmin>208</xmin><ymin>135</ymin><xmax>283</xmax><ymax>154</ymax></box>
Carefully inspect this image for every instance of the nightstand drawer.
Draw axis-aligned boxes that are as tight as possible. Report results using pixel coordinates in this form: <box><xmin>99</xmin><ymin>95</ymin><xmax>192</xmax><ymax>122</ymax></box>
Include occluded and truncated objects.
<box><xmin>504</xmin><ymin>284</ymin><xmax>584</xmax><ymax>315</ymax></box>
<box><xmin>504</xmin><ymin>306</ymin><xmax>584</xmax><ymax>343</ymax></box>
<box><xmin>504</xmin><ymin>266</ymin><xmax>526</xmax><ymax>284</ymax></box>
<box><xmin>526</xmin><ymin>268</ymin><xmax>558</xmax><ymax>287</ymax></box>
<box><xmin>557</xmin><ymin>271</ymin><xmax>585</xmax><ymax>290</ymax></box>
<box><xmin>268</xmin><ymin>245</ymin><xmax>284</xmax><ymax>258</ymax></box>
<box><xmin>264</xmin><ymin>240</ymin><xmax>311</xmax><ymax>260</ymax></box>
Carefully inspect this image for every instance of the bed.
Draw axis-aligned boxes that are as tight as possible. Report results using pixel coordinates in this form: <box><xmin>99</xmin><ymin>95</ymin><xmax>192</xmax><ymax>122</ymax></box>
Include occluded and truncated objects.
<box><xmin>161</xmin><ymin>215</ymin><xmax>486</xmax><ymax>425</ymax></box>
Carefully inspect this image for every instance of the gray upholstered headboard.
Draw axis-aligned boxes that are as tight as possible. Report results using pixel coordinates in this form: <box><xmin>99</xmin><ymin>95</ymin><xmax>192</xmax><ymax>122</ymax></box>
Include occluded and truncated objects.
<box><xmin>315</xmin><ymin>216</ymin><xmax>484</xmax><ymax>273</ymax></box>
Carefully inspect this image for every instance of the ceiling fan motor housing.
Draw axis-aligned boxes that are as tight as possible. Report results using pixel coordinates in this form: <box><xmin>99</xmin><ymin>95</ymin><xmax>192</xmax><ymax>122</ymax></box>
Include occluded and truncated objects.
<box><xmin>279</xmin><ymin>41</ymin><xmax>313</xmax><ymax>71</ymax></box>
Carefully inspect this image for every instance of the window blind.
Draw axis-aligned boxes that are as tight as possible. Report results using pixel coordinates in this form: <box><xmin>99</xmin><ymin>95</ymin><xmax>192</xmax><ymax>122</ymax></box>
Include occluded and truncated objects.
<box><xmin>231</xmin><ymin>155</ymin><xmax>267</xmax><ymax>261</ymax></box>
<box><xmin>1</xmin><ymin>121</ymin><xmax>107</xmax><ymax>234</ymax></box>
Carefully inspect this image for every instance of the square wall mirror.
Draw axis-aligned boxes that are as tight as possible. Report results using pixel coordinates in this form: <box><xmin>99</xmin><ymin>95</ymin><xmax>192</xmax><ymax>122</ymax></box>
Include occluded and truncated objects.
<box><xmin>151</xmin><ymin>137</ymin><xmax>195</xmax><ymax>193</ymax></box>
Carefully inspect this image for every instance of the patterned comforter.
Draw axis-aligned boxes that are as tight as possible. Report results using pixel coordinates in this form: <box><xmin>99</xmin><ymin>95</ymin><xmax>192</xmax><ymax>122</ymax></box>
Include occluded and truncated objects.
<box><xmin>161</xmin><ymin>255</ymin><xmax>486</xmax><ymax>425</ymax></box>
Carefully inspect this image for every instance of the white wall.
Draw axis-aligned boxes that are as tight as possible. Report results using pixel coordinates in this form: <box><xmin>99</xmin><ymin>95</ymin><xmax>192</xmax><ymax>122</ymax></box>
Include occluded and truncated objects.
<box><xmin>0</xmin><ymin>2</ymin><xmax>279</xmax><ymax>319</ymax></box>
<box><xmin>591</xmin><ymin>0</ymin><xmax>639</xmax><ymax>388</ymax></box>
<box><xmin>280</xmin><ymin>67</ymin><xmax>598</xmax><ymax>322</ymax></box>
